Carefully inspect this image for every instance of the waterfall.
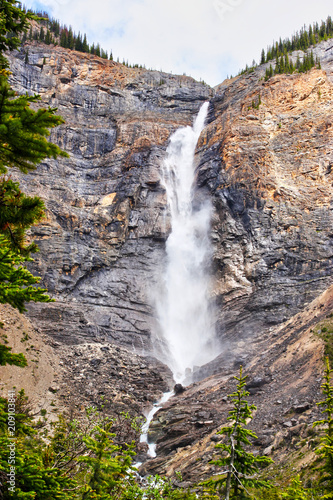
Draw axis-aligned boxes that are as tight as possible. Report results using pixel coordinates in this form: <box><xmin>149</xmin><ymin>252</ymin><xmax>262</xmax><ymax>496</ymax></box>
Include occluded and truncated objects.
<box><xmin>156</xmin><ymin>102</ymin><xmax>217</xmax><ymax>382</ymax></box>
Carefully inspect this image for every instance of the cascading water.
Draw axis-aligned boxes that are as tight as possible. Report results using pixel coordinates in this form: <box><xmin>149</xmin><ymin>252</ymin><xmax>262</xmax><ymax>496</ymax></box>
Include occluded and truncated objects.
<box><xmin>156</xmin><ymin>102</ymin><xmax>218</xmax><ymax>382</ymax></box>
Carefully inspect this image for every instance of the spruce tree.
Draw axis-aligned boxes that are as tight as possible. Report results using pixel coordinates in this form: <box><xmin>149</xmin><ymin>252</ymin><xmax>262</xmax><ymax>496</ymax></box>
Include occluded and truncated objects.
<box><xmin>209</xmin><ymin>366</ymin><xmax>273</xmax><ymax>499</ymax></box>
<box><xmin>45</xmin><ymin>29</ymin><xmax>51</xmax><ymax>44</ymax></box>
<box><xmin>0</xmin><ymin>78</ymin><xmax>67</xmax><ymax>175</ymax></box>
<box><xmin>313</xmin><ymin>357</ymin><xmax>333</xmax><ymax>497</ymax></box>
<box><xmin>82</xmin><ymin>33</ymin><xmax>89</xmax><ymax>52</ymax></box>
<box><xmin>67</xmin><ymin>27</ymin><xmax>74</xmax><ymax>49</ymax></box>
<box><xmin>60</xmin><ymin>28</ymin><xmax>67</xmax><ymax>48</ymax></box>
<box><xmin>0</xmin><ymin>0</ymin><xmax>37</xmax><ymax>68</ymax></box>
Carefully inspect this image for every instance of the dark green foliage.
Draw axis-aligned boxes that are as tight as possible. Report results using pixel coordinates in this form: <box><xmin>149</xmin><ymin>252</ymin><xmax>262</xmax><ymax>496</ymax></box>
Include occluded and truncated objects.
<box><xmin>262</xmin><ymin>15</ymin><xmax>333</xmax><ymax>66</ymax></box>
<box><xmin>0</xmin><ymin>0</ymin><xmax>37</xmax><ymax>68</ymax></box>
<box><xmin>82</xmin><ymin>33</ymin><xmax>89</xmax><ymax>53</ymax></box>
<box><xmin>265</xmin><ymin>49</ymin><xmax>321</xmax><ymax>81</ymax></box>
<box><xmin>251</xmin><ymin>93</ymin><xmax>261</xmax><ymax>109</ymax></box>
<box><xmin>207</xmin><ymin>367</ymin><xmax>273</xmax><ymax>499</ymax></box>
<box><xmin>259</xmin><ymin>15</ymin><xmax>332</xmax><ymax>80</ymax></box>
<box><xmin>0</xmin><ymin>178</ymin><xmax>44</xmax><ymax>254</ymax></box>
<box><xmin>265</xmin><ymin>64</ymin><xmax>274</xmax><ymax>81</ymax></box>
<box><xmin>0</xmin><ymin>233</ymin><xmax>54</xmax><ymax>312</ymax></box>
<box><xmin>313</xmin><ymin>357</ymin><xmax>333</xmax><ymax>497</ymax></box>
<box><xmin>0</xmin><ymin>77</ymin><xmax>68</xmax><ymax>174</ymax></box>
<box><xmin>0</xmin><ymin>342</ymin><xmax>27</xmax><ymax>366</ymax></box>
<box><xmin>0</xmin><ymin>395</ymin><xmax>211</xmax><ymax>500</ymax></box>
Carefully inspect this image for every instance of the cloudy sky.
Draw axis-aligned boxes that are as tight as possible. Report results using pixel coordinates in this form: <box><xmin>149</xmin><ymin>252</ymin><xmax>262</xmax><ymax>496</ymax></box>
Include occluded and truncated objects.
<box><xmin>26</xmin><ymin>0</ymin><xmax>332</xmax><ymax>86</ymax></box>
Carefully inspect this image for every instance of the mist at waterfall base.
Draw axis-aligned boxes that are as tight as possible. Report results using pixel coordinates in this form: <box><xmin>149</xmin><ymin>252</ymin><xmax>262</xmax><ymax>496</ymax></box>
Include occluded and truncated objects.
<box><xmin>155</xmin><ymin>102</ymin><xmax>219</xmax><ymax>383</ymax></box>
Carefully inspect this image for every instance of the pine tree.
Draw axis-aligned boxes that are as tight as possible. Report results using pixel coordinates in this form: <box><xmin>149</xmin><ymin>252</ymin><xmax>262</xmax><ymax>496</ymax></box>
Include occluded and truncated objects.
<box><xmin>0</xmin><ymin>78</ymin><xmax>67</xmax><ymax>175</ymax></box>
<box><xmin>82</xmin><ymin>33</ymin><xmax>89</xmax><ymax>52</ymax></box>
<box><xmin>45</xmin><ymin>29</ymin><xmax>51</xmax><ymax>44</ymax></box>
<box><xmin>60</xmin><ymin>28</ymin><xmax>67</xmax><ymax>48</ymax></box>
<box><xmin>75</xmin><ymin>31</ymin><xmax>83</xmax><ymax>51</ymax></box>
<box><xmin>208</xmin><ymin>366</ymin><xmax>273</xmax><ymax>499</ymax></box>
<box><xmin>313</xmin><ymin>357</ymin><xmax>333</xmax><ymax>497</ymax></box>
<box><xmin>0</xmin><ymin>234</ymin><xmax>54</xmax><ymax>313</ymax></box>
<box><xmin>67</xmin><ymin>27</ymin><xmax>74</xmax><ymax>49</ymax></box>
<box><xmin>0</xmin><ymin>0</ymin><xmax>37</xmax><ymax>68</ymax></box>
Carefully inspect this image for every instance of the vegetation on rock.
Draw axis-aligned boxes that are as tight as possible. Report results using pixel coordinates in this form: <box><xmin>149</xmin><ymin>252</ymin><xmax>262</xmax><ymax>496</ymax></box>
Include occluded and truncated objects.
<box><xmin>240</xmin><ymin>15</ymin><xmax>331</xmax><ymax>79</ymax></box>
<box><xmin>23</xmin><ymin>8</ymin><xmax>147</xmax><ymax>68</ymax></box>
<box><xmin>262</xmin><ymin>16</ymin><xmax>333</xmax><ymax>66</ymax></box>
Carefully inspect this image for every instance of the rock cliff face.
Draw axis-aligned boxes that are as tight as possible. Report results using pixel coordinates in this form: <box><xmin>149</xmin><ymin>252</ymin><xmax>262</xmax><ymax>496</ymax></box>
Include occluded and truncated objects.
<box><xmin>5</xmin><ymin>38</ymin><xmax>333</xmax><ymax>482</ymax></box>
<box><xmin>9</xmin><ymin>41</ymin><xmax>333</xmax><ymax>363</ymax></box>
<box><xmin>197</xmin><ymin>41</ymin><xmax>333</xmax><ymax>359</ymax></box>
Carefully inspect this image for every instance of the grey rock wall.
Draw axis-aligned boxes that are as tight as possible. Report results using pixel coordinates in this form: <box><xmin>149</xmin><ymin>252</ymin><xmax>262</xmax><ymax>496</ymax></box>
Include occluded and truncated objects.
<box><xmin>8</xmin><ymin>42</ymin><xmax>333</xmax><ymax>367</ymax></box>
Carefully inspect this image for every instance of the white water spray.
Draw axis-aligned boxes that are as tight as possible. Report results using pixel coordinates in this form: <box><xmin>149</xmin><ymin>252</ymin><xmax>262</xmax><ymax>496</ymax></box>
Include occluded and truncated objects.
<box><xmin>156</xmin><ymin>102</ymin><xmax>217</xmax><ymax>381</ymax></box>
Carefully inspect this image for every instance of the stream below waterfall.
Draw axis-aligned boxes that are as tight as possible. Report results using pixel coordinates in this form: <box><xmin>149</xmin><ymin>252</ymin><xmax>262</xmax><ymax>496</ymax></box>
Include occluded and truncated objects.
<box><xmin>134</xmin><ymin>390</ymin><xmax>174</xmax><ymax>468</ymax></box>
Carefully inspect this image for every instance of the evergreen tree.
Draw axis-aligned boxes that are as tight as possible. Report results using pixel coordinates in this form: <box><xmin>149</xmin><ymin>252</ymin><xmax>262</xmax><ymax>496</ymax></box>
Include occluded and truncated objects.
<box><xmin>75</xmin><ymin>31</ymin><xmax>83</xmax><ymax>51</ymax></box>
<box><xmin>208</xmin><ymin>366</ymin><xmax>273</xmax><ymax>499</ymax></box>
<box><xmin>0</xmin><ymin>0</ymin><xmax>37</xmax><ymax>68</ymax></box>
<box><xmin>67</xmin><ymin>26</ymin><xmax>74</xmax><ymax>49</ymax></box>
<box><xmin>45</xmin><ymin>29</ymin><xmax>52</xmax><ymax>44</ymax></box>
<box><xmin>60</xmin><ymin>28</ymin><xmax>68</xmax><ymax>48</ymax></box>
<box><xmin>0</xmin><ymin>233</ymin><xmax>54</xmax><ymax>313</ymax></box>
<box><xmin>313</xmin><ymin>357</ymin><xmax>333</xmax><ymax>497</ymax></box>
<box><xmin>0</xmin><ymin>335</ymin><xmax>27</xmax><ymax>366</ymax></box>
<box><xmin>0</xmin><ymin>78</ymin><xmax>67</xmax><ymax>175</ymax></box>
<box><xmin>82</xmin><ymin>33</ymin><xmax>89</xmax><ymax>52</ymax></box>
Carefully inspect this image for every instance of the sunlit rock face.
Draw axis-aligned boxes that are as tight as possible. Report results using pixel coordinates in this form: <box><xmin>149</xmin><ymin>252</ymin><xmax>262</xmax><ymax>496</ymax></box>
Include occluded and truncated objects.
<box><xmin>196</xmin><ymin>41</ymin><xmax>333</xmax><ymax>351</ymax></box>
<box><xmin>8</xmin><ymin>41</ymin><xmax>333</xmax><ymax>364</ymax></box>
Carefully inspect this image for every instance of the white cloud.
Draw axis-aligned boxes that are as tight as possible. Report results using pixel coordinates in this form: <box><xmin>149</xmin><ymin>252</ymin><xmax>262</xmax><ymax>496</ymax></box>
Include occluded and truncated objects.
<box><xmin>27</xmin><ymin>0</ymin><xmax>333</xmax><ymax>85</ymax></box>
